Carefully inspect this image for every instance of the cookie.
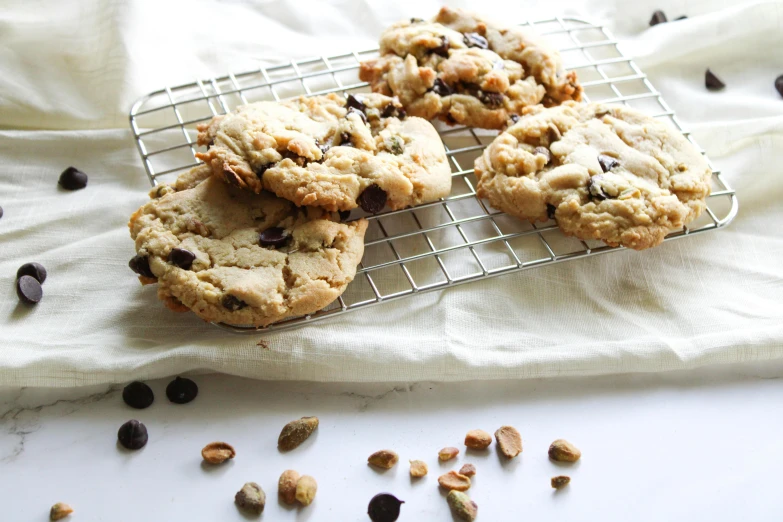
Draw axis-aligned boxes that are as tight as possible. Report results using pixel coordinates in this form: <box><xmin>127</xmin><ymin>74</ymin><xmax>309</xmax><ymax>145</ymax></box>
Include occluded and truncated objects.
<box><xmin>474</xmin><ymin>102</ymin><xmax>712</xmax><ymax>250</ymax></box>
<box><xmin>195</xmin><ymin>93</ymin><xmax>451</xmax><ymax>213</ymax></box>
<box><xmin>359</xmin><ymin>7</ymin><xmax>582</xmax><ymax>129</ymax></box>
<box><xmin>128</xmin><ymin>166</ymin><xmax>368</xmax><ymax>326</ymax></box>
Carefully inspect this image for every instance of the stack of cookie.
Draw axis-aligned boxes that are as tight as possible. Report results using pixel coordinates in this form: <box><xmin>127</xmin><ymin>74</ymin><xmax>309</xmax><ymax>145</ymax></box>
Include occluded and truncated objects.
<box><xmin>128</xmin><ymin>7</ymin><xmax>712</xmax><ymax>327</ymax></box>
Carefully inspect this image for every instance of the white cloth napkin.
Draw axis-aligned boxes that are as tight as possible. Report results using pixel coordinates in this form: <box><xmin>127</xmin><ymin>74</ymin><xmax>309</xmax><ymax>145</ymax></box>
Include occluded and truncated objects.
<box><xmin>1</xmin><ymin>0</ymin><xmax>782</xmax><ymax>386</ymax></box>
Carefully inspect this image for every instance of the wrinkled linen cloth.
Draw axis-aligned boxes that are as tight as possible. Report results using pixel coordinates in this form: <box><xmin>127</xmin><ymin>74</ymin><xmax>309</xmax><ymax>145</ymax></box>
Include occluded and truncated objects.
<box><xmin>1</xmin><ymin>0</ymin><xmax>782</xmax><ymax>386</ymax></box>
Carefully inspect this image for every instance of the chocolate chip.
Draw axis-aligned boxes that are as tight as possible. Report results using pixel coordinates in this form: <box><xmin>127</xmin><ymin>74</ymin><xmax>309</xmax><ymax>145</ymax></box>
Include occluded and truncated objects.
<box><xmin>430</xmin><ymin>78</ymin><xmax>452</xmax><ymax>97</ymax></box>
<box><xmin>368</xmin><ymin>493</ymin><xmax>404</xmax><ymax>522</ymax></box>
<box><xmin>345</xmin><ymin>94</ymin><xmax>367</xmax><ymax>113</ymax></box>
<box><xmin>58</xmin><ymin>167</ymin><xmax>88</xmax><ymax>191</ymax></box>
<box><xmin>463</xmin><ymin>32</ymin><xmax>488</xmax><ymax>49</ymax></box>
<box><xmin>546</xmin><ymin>204</ymin><xmax>556</xmax><ymax>219</ymax></box>
<box><xmin>675</xmin><ymin>15</ymin><xmax>687</xmax><ymax>20</ymax></box>
<box><xmin>445</xmin><ymin>112</ymin><xmax>457</xmax><ymax>125</ymax></box>
<box><xmin>255</xmin><ymin>163</ymin><xmax>270</xmax><ymax>180</ymax></box>
<box><xmin>317</xmin><ymin>139</ymin><xmax>330</xmax><ymax>158</ymax></box>
<box><xmin>705</xmin><ymin>69</ymin><xmax>725</xmax><ymax>91</ymax></box>
<box><xmin>166</xmin><ymin>376</ymin><xmax>198</xmax><ymax>404</ymax></box>
<box><xmin>534</xmin><ymin>147</ymin><xmax>551</xmax><ymax>164</ymax></box>
<box><xmin>347</xmin><ymin>106</ymin><xmax>368</xmax><ymax>125</ymax></box>
<box><xmin>358</xmin><ymin>184</ymin><xmax>387</xmax><ymax>214</ymax></box>
<box><xmin>587</xmin><ymin>176</ymin><xmax>608</xmax><ymax>200</ymax></box>
<box><xmin>410</xmin><ymin>17</ymin><xmax>424</xmax><ymax>23</ymax></box>
<box><xmin>16</xmin><ymin>275</ymin><xmax>42</xmax><ymax>305</ymax></box>
<box><xmin>207</xmin><ymin>139</ymin><xmax>215</xmax><ymax>147</ymax></box>
<box><xmin>259</xmin><ymin>227</ymin><xmax>290</xmax><ymax>248</ymax></box>
<box><xmin>128</xmin><ymin>254</ymin><xmax>155</xmax><ymax>278</ymax></box>
<box><xmin>122</xmin><ymin>381</ymin><xmax>154</xmax><ymax>409</ymax></box>
<box><xmin>0</xmin><ymin>206</ymin><xmax>3</xmax><ymax>219</ymax></box>
<box><xmin>431</xmin><ymin>35</ymin><xmax>450</xmax><ymax>58</ymax></box>
<box><xmin>117</xmin><ymin>419</ymin><xmax>148</xmax><ymax>450</ymax></box>
<box><xmin>776</xmin><ymin>75</ymin><xmax>783</xmax><ymax>98</ymax></box>
<box><xmin>281</xmin><ymin>150</ymin><xmax>308</xmax><ymax>167</ymax></box>
<box><xmin>381</xmin><ymin>103</ymin><xmax>404</xmax><ymax>119</ymax></box>
<box><xmin>169</xmin><ymin>248</ymin><xmax>196</xmax><ymax>270</ymax></box>
<box><xmin>17</xmin><ymin>262</ymin><xmax>47</xmax><ymax>284</ymax></box>
<box><xmin>479</xmin><ymin>91</ymin><xmax>504</xmax><ymax>108</ymax></box>
<box><xmin>509</xmin><ymin>114</ymin><xmax>520</xmax><ymax>124</ymax></box>
<box><xmin>649</xmin><ymin>10</ymin><xmax>667</xmax><ymax>26</ymax></box>
<box><xmin>339</xmin><ymin>132</ymin><xmax>354</xmax><ymax>147</ymax></box>
<box><xmin>222</xmin><ymin>294</ymin><xmax>248</xmax><ymax>312</ymax></box>
<box><xmin>597</xmin><ymin>154</ymin><xmax>619</xmax><ymax>172</ymax></box>
<box><xmin>397</xmin><ymin>108</ymin><xmax>406</xmax><ymax>119</ymax></box>
<box><xmin>338</xmin><ymin>210</ymin><xmax>351</xmax><ymax>221</ymax></box>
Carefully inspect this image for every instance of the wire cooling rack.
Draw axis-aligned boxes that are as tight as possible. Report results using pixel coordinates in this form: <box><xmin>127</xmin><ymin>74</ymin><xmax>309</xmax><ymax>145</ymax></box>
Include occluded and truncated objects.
<box><xmin>129</xmin><ymin>16</ymin><xmax>738</xmax><ymax>334</ymax></box>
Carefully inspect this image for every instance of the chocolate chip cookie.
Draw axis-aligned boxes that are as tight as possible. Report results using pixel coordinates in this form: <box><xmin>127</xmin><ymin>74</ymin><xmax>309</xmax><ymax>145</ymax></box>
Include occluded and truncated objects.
<box><xmin>195</xmin><ymin>93</ymin><xmax>451</xmax><ymax>213</ymax></box>
<box><xmin>128</xmin><ymin>166</ymin><xmax>368</xmax><ymax>326</ymax></box>
<box><xmin>359</xmin><ymin>7</ymin><xmax>582</xmax><ymax>129</ymax></box>
<box><xmin>475</xmin><ymin>102</ymin><xmax>712</xmax><ymax>250</ymax></box>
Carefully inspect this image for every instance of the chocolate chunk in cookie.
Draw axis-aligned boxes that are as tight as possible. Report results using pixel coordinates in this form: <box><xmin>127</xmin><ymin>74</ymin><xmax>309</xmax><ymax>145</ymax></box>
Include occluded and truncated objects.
<box><xmin>358</xmin><ymin>184</ymin><xmax>388</xmax><ymax>214</ymax></box>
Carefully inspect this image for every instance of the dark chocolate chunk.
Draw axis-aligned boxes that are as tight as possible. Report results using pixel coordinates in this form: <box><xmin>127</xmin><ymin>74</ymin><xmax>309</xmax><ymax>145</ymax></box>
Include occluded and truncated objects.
<box><xmin>776</xmin><ymin>75</ymin><xmax>783</xmax><ymax>98</ymax></box>
<box><xmin>534</xmin><ymin>146</ymin><xmax>551</xmax><ymax>164</ymax></box>
<box><xmin>597</xmin><ymin>154</ymin><xmax>619</xmax><ymax>173</ymax></box>
<box><xmin>16</xmin><ymin>275</ymin><xmax>42</xmax><ymax>305</ymax></box>
<box><xmin>705</xmin><ymin>69</ymin><xmax>725</xmax><ymax>91</ymax></box>
<box><xmin>58</xmin><ymin>167</ymin><xmax>88</xmax><ymax>191</ymax></box>
<box><xmin>509</xmin><ymin>114</ymin><xmax>520</xmax><ymax>125</ymax></box>
<box><xmin>122</xmin><ymin>381</ymin><xmax>154</xmax><ymax>410</ymax></box>
<box><xmin>675</xmin><ymin>15</ymin><xmax>687</xmax><ymax>20</ymax></box>
<box><xmin>431</xmin><ymin>35</ymin><xmax>450</xmax><ymax>57</ymax></box>
<box><xmin>347</xmin><ymin>106</ymin><xmax>368</xmax><ymax>125</ymax></box>
<box><xmin>410</xmin><ymin>17</ymin><xmax>424</xmax><ymax>23</ymax></box>
<box><xmin>317</xmin><ymin>139</ymin><xmax>330</xmax><ymax>158</ymax></box>
<box><xmin>345</xmin><ymin>94</ymin><xmax>367</xmax><ymax>113</ymax></box>
<box><xmin>463</xmin><ymin>32</ymin><xmax>488</xmax><ymax>49</ymax></box>
<box><xmin>430</xmin><ymin>78</ymin><xmax>452</xmax><ymax>97</ymax></box>
<box><xmin>368</xmin><ymin>493</ymin><xmax>404</xmax><ymax>522</ymax></box>
<box><xmin>281</xmin><ymin>150</ymin><xmax>307</xmax><ymax>167</ymax></box>
<box><xmin>165</xmin><ymin>376</ymin><xmax>199</xmax><ymax>404</ymax></box>
<box><xmin>649</xmin><ymin>10</ymin><xmax>667</xmax><ymax>26</ymax></box>
<box><xmin>128</xmin><ymin>254</ymin><xmax>155</xmax><ymax>278</ymax></box>
<box><xmin>168</xmin><ymin>248</ymin><xmax>196</xmax><ymax>270</ymax></box>
<box><xmin>258</xmin><ymin>227</ymin><xmax>290</xmax><ymax>248</ymax></box>
<box><xmin>117</xmin><ymin>419</ymin><xmax>148</xmax><ymax>450</ymax></box>
<box><xmin>358</xmin><ymin>184</ymin><xmax>387</xmax><ymax>214</ymax></box>
<box><xmin>17</xmin><ymin>262</ymin><xmax>47</xmax><ymax>284</ymax></box>
<box><xmin>207</xmin><ymin>139</ymin><xmax>215</xmax><ymax>147</ymax></box>
<box><xmin>254</xmin><ymin>163</ymin><xmax>270</xmax><ymax>180</ymax></box>
<box><xmin>546</xmin><ymin>204</ymin><xmax>557</xmax><ymax>219</ymax></box>
<box><xmin>381</xmin><ymin>103</ymin><xmax>398</xmax><ymax>118</ymax></box>
<box><xmin>397</xmin><ymin>107</ymin><xmax>406</xmax><ymax>119</ymax></box>
<box><xmin>338</xmin><ymin>210</ymin><xmax>351</xmax><ymax>221</ymax></box>
<box><xmin>587</xmin><ymin>176</ymin><xmax>608</xmax><ymax>200</ymax></box>
<box><xmin>479</xmin><ymin>91</ymin><xmax>504</xmax><ymax>108</ymax></box>
<box><xmin>222</xmin><ymin>294</ymin><xmax>248</xmax><ymax>311</ymax></box>
<box><xmin>339</xmin><ymin>132</ymin><xmax>354</xmax><ymax>147</ymax></box>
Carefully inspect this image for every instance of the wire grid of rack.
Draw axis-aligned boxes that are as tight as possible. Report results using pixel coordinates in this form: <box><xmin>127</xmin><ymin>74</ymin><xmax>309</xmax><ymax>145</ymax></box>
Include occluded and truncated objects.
<box><xmin>129</xmin><ymin>16</ymin><xmax>738</xmax><ymax>334</ymax></box>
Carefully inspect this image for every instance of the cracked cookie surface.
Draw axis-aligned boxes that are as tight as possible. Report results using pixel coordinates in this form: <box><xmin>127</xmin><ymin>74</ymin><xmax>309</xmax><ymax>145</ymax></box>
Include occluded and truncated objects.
<box><xmin>359</xmin><ymin>7</ymin><xmax>582</xmax><ymax>129</ymax></box>
<box><xmin>195</xmin><ymin>93</ymin><xmax>451</xmax><ymax>213</ymax></box>
<box><xmin>475</xmin><ymin>102</ymin><xmax>712</xmax><ymax>250</ymax></box>
<box><xmin>128</xmin><ymin>166</ymin><xmax>368</xmax><ymax>326</ymax></box>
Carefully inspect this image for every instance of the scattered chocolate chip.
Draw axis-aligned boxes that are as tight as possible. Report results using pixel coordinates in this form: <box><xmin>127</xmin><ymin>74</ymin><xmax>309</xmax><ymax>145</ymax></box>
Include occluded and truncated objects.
<box><xmin>597</xmin><ymin>154</ymin><xmax>619</xmax><ymax>172</ymax></box>
<box><xmin>410</xmin><ymin>17</ymin><xmax>424</xmax><ymax>24</ymax></box>
<box><xmin>534</xmin><ymin>146</ymin><xmax>551</xmax><ymax>164</ymax></box>
<box><xmin>339</xmin><ymin>210</ymin><xmax>351</xmax><ymax>221</ymax></box>
<box><xmin>705</xmin><ymin>69</ymin><xmax>725</xmax><ymax>90</ymax></box>
<box><xmin>368</xmin><ymin>493</ymin><xmax>404</xmax><ymax>522</ymax></box>
<box><xmin>16</xmin><ymin>275</ymin><xmax>42</xmax><ymax>305</ymax></box>
<box><xmin>430</xmin><ymin>78</ymin><xmax>452</xmax><ymax>97</ymax></box>
<box><xmin>587</xmin><ymin>176</ymin><xmax>608</xmax><ymax>200</ymax></box>
<box><xmin>358</xmin><ymin>184</ymin><xmax>387</xmax><ymax>214</ymax></box>
<box><xmin>431</xmin><ymin>35</ymin><xmax>450</xmax><ymax>57</ymax></box>
<box><xmin>128</xmin><ymin>254</ymin><xmax>155</xmax><ymax>278</ymax></box>
<box><xmin>339</xmin><ymin>132</ymin><xmax>354</xmax><ymax>147</ymax></box>
<box><xmin>345</xmin><ymin>94</ymin><xmax>367</xmax><ymax>113</ymax></box>
<box><xmin>222</xmin><ymin>294</ymin><xmax>248</xmax><ymax>312</ymax></box>
<box><xmin>259</xmin><ymin>227</ymin><xmax>290</xmax><ymax>248</ymax></box>
<box><xmin>649</xmin><ymin>10</ymin><xmax>667</xmax><ymax>26</ymax></box>
<box><xmin>58</xmin><ymin>167</ymin><xmax>88</xmax><ymax>191</ymax></box>
<box><xmin>168</xmin><ymin>248</ymin><xmax>196</xmax><ymax>270</ymax></box>
<box><xmin>117</xmin><ymin>419</ymin><xmax>148</xmax><ymax>450</ymax></box>
<box><xmin>122</xmin><ymin>381</ymin><xmax>154</xmax><ymax>409</ymax></box>
<box><xmin>675</xmin><ymin>15</ymin><xmax>687</xmax><ymax>20</ymax></box>
<box><xmin>774</xmin><ymin>75</ymin><xmax>783</xmax><ymax>98</ymax></box>
<box><xmin>479</xmin><ymin>91</ymin><xmax>504</xmax><ymax>108</ymax></box>
<box><xmin>166</xmin><ymin>376</ymin><xmax>199</xmax><ymax>404</ymax></box>
<box><xmin>347</xmin><ymin>106</ymin><xmax>368</xmax><ymax>125</ymax></box>
<box><xmin>509</xmin><ymin>114</ymin><xmax>520</xmax><ymax>124</ymax></box>
<box><xmin>546</xmin><ymin>204</ymin><xmax>557</xmax><ymax>219</ymax></box>
<box><xmin>254</xmin><ymin>163</ymin><xmax>270</xmax><ymax>180</ymax></box>
<box><xmin>17</xmin><ymin>262</ymin><xmax>47</xmax><ymax>284</ymax></box>
<box><xmin>463</xmin><ymin>32</ymin><xmax>488</xmax><ymax>49</ymax></box>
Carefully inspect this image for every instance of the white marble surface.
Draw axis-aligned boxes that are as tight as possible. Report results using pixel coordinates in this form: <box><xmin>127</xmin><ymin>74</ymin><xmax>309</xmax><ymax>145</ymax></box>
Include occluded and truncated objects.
<box><xmin>2</xmin><ymin>363</ymin><xmax>783</xmax><ymax>521</ymax></box>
